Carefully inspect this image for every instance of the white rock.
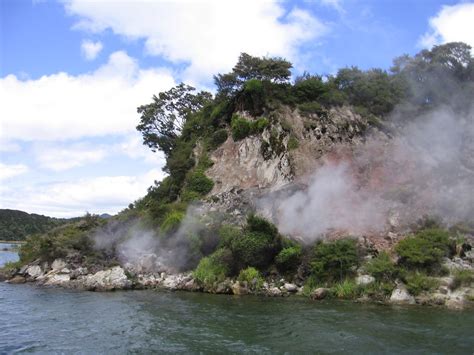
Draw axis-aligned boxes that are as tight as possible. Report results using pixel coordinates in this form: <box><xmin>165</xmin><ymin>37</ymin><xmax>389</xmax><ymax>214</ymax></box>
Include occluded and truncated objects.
<box><xmin>83</xmin><ymin>266</ymin><xmax>131</xmax><ymax>291</ymax></box>
<box><xmin>356</xmin><ymin>275</ymin><xmax>375</xmax><ymax>286</ymax></box>
<box><xmin>390</xmin><ymin>285</ymin><xmax>415</xmax><ymax>304</ymax></box>
<box><xmin>51</xmin><ymin>259</ymin><xmax>67</xmax><ymax>271</ymax></box>
<box><xmin>283</xmin><ymin>283</ymin><xmax>298</xmax><ymax>292</ymax></box>
<box><xmin>268</xmin><ymin>287</ymin><xmax>282</xmax><ymax>297</ymax></box>
<box><xmin>45</xmin><ymin>273</ymin><xmax>71</xmax><ymax>286</ymax></box>
<box><xmin>26</xmin><ymin>265</ymin><xmax>43</xmax><ymax>279</ymax></box>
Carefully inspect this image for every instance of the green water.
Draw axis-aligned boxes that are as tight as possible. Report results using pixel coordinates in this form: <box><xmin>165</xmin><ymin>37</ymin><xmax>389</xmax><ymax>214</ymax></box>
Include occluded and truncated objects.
<box><xmin>1</xmin><ymin>245</ymin><xmax>473</xmax><ymax>354</ymax></box>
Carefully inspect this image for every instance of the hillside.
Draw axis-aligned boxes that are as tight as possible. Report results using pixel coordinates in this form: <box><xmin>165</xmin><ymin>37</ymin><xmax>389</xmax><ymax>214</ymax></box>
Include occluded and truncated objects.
<box><xmin>3</xmin><ymin>42</ymin><xmax>474</xmax><ymax>307</ymax></box>
<box><xmin>0</xmin><ymin>209</ymin><xmax>75</xmax><ymax>241</ymax></box>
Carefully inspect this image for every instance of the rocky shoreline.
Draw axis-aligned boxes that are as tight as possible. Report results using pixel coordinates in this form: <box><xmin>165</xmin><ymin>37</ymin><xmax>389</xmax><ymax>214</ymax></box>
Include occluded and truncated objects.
<box><xmin>2</xmin><ymin>256</ymin><xmax>473</xmax><ymax>310</ymax></box>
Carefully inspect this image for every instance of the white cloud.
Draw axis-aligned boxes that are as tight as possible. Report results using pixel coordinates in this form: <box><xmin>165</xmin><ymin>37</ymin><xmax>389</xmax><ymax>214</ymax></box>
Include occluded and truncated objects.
<box><xmin>0</xmin><ymin>51</ymin><xmax>176</xmax><ymax>142</ymax></box>
<box><xmin>81</xmin><ymin>39</ymin><xmax>103</xmax><ymax>60</ymax></box>
<box><xmin>419</xmin><ymin>3</ymin><xmax>474</xmax><ymax>48</ymax></box>
<box><xmin>117</xmin><ymin>135</ymin><xmax>165</xmax><ymax>165</ymax></box>
<box><xmin>319</xmin><ymin>0</ymin><xmax>345</xmax><ymax>13</ymax></box>
<box><xmin>63</xmin><ymin>0</ymin><xmax>328</xmax><ymax>83</ymax></box>
<box><xmin>35</xmin><ymin>143</ymin><xmax>108</xmax><ymax>171</ymax></box>
<box><xmin>0</xmin><ymin>169</ymin><xmax>166</xmax><ymax>218</ymax></box>
<box><xmin>0</xmin><ymin>162</ymin><xmax>29</xmax><ymax>181</ymax></box>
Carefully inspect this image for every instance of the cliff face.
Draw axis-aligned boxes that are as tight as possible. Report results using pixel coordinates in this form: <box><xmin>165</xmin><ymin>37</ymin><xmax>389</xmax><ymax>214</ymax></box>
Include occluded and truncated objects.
<box><xmin>207</xmin><ymin>106</ymin><xmax>370</xmax><ymax>194</ymax></box>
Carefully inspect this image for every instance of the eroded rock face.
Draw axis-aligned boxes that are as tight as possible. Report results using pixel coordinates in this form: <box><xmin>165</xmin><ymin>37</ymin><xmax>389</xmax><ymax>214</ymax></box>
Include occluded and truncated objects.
<box><xmin>206</xmin><ymin>107</ymin><xmax>369</xmax><ymax>198</ymax></box>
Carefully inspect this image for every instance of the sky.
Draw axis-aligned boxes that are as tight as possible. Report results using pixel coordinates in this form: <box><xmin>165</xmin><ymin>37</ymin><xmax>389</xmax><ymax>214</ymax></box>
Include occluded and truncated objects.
<box><xmin>1</xmin><ymin>0</ymin><xmax>473</xmax><ymax>218</ymax></box>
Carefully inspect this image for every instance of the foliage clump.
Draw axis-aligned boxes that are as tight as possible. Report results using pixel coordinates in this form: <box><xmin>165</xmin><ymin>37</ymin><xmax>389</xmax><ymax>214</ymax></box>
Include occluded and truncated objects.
<box><xmin>238</xmin><ymin>267</ymin><xmax>264</xmax><ymax>290</ymax></box>
<box><xmin>193</xmin><ymin>248</ymin><xmax>232</xmax><ymax>287</ymax></box>
<box><xmin>364</xmin><ymin>252</ymin><xmax>399</xmax><ymax>281</ymax></box>
<box><xmin>310</xmin><ymin>239</ymin><xmax>360</xmax><ymax>283</ymax></box>
<box><xmin>395</xmin><ymin>228</ymin><xmax>453</xmax><ymax>271</ymax></box>
<box><xmin>275</xmin><ymin>245</ymin><xmax>302</xmax><ymax>273</ymax></box>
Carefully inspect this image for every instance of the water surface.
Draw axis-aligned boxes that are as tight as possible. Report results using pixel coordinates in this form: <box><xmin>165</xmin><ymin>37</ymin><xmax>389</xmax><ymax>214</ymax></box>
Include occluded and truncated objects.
<box><xmin>1</xmin><ymin>243</ymin><xmax>473</xmax><ymax>354</ymax></box>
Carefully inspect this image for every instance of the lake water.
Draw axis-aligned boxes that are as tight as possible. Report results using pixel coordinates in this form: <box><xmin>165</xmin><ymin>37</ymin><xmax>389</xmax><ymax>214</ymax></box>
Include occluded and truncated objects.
<box><xmin>1</xmin><ymin>243</ymin><xmax>473</xmax><ymax>354</ymax></box>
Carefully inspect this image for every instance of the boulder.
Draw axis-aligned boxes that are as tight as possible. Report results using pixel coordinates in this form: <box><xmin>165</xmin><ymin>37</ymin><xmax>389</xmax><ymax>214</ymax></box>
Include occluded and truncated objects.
<box><xmin>267</xmin><ymin>287</ymin><xmax>282</xmax><ymax>297</ymax></box>
<box><xmin>26</xmin><ymin>265</ymin><xmax>43</xmax><ymax>279</ymax></box>
<box><xmin>51</xmin><ymin>259</ymin><xmax>67</xmax><ymax>271</ymax></box>
<box><xmin>389</xmin><ymin>285</ymin><xmax>415</xmax><ymax>304</ymax></box>
<box><xmin>356</xmin><ymin>275</ymin><xmax>375</xmax><ymax>286</ymax></box>
<box><xmin>215</xmin><ymin>280</ymin><xmax>232</xmax><ymax>294</ymax></box>
<box><xmin>232</xmin><ymin>281</ymin><xmax>249</xmax><ymax>295</ymax></box>
<box><xmin>310</xmin><ymin>287</ymin><xmax>329</xmax><ymax>300</ymax></box>
<box><xmin>83</xmin><ymin>266</ymin><xmax>131</xmax><ymax>291</ymax></box>
<box><xmin>45</xmin><ymin>273</ymin><xmax>71</xmax><ymax>286</ymax></box>
<box><xmin>283</xmin><ymin>283</ymin><xmax>298</xmax><ymax>293</ymax></box>
<box><xmin>7</xmin><ymin>275</ymin><xmax>26</xmax><ymax>284</ymax></box>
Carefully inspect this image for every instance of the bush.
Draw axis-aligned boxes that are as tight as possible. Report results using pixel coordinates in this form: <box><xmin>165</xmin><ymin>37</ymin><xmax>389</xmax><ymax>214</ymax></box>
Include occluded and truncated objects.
<box><xmin>360</xmin><ymin>281</ymin><xmax>396</xmax><ymax>300</ymax></box>
<box><xmin>311</xmin><ymin>239</ymin><xmax>360</xmax><ymax>283</ymax></box>
<box><xmin>231</xmin><ymin>115</ymin><xmax>268</xmax><ymax>141</ymax></box>
<box><xmin>452</xmin><ymin>269</ymin><xmax>474</xmax><ymax>289</ymax></box>
<box><xmin>364</xmin><ymin>252</ymin><xmax>398</xmax><ymax>281</ymax></box>
<box><xmin>185</xmin><ymin>170</ymin><xmax>214</xmax><ymax>195</ymax></box>
<box><xmin>404</xmin><ymin>272</ymin><xmax>439</xmax><ymax>296</ymax></box>
<box><xmin>161</xmin><ymin>210</ymin><xmax>185</xmax><ymax>234</ymax></box>
<box><xmin>238</xmin><ymin>267</ymin><xmax>264</xmax><ymax>290</ymax></box>
<box><xmin>395</xmin><ymin>228</ymin><xmax>453</xmax><ymax>270</ymax></box>
<box><xmin>249</xmin><ymin>117</ymin><xmax>269</xmax><ymax>134</ymax></box>
<box><xmin>332</xmin><ymin>279</ymin><xmax>359</xmax><ymax>299</ymax></box>
<box><xmin>231</xmin><ymin>114</ymin><xmax>251</xmax><ymax>140</ymax></box>
<box><xmin>210</xmin><ymin>129</ymin><xmax>228</xmax><ymax>148</ymax></box>
<box><xmin>219</xmin><ymin>215</ymin><xmax>282</xmax><ymax>271</ymax></box>
<box><xmin>275</xmin><ymin>246</ymin><xmax>302</xmax><ymax>273</ymax></box>
<box><xmin>193</xmin><ymin>248</ymin><xmax>232</xmax><ymax>287</ymax></box>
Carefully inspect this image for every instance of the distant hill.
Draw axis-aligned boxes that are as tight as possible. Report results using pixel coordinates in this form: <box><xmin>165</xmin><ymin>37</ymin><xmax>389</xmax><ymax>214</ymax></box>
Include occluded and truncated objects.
<box><xmin>0</xmin><ymin>209</ymin><xmax>77</xmax><ymax>241</ymax></box>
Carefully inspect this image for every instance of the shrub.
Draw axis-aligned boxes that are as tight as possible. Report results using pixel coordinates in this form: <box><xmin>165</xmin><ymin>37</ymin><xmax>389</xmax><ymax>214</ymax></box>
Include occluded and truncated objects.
<box><xmin>364</xmin><ymin>252</ymin><xmax>398</xmax><ymax>281</ymax></box>
<box><xmin>249</xmin><ymin>117</ymin><xmax>269</xmax><ymax>134</ymax></box>
<box><xmin>395</xmin><ymin>228</ymin><xmax>453</xmax><ymax>270</ymax></box>
<box><xmin>332</xmin><ymin>279</ymin><xmax>359</xmax><ymax>299</ymax></box>
<box><xmin>246</xmin><ymin>214</ymin><xmax>279</xmax><ymax>238</ymax></box>
<box><xmin>404</xmin><ymin>272</ymin><xmax>439</xmax><ymax>296</ymax></box>
<box><xmin>238</xmin><ymin>267</ymin><xmax>264</xmax><ymax>290</ymax></box>
<box><xmin>311</xmin><ymin>239</ymin><xmax>360</xmax><ymax>283</ymax></box>
<box><xmin>210</xmin><ymin>129</ymin><xmax>228</xmax><ymax>148</ymax></box>
<box><xmin>220</xmin><ymin>215</ymin><xmax>282</xmax><ymax>271</ymax></box>
<box><xmin>452</xmin><ymin>269</ymin><xmax>474</xmax><ymax>289</ymax></box>
<box><xmin>193</xmin><ymin>248</ymin><xmax>232</xmax><ymax>287</ymax></box>
<box><xmin>231</xmin><ymin>114</ymin><xmax>251</xmax><ymax>140</ymax></box>
<box><xmin>360</xmin><ymin>281</ymin><xmax>396</xmax><ymax>300</ymax></box>
<box><xmin>292</xmin><ymin>76</ymin><xmax>328</xmax><ymax>102</ymax></box>
<box><xmin>275</xmin><ymin>246</ymin><xmax>302</xmax><ymax>273</ymax></box>
<box><xmin>185</xmin><ymin>170</ymin><xmax>214</xmax><ymax>195</ymax></box>
<box><xmin>161</xmin><ymin>210</ymin><xmax>185</xmax><ymax>234</ymax></box>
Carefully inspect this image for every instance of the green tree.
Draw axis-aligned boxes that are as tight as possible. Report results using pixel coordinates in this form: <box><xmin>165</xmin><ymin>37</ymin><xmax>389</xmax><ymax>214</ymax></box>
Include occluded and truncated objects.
<box><xmin>137</xmin><ymin>83</ymin><xmax>212</xmax><ymax>156</ymax></box>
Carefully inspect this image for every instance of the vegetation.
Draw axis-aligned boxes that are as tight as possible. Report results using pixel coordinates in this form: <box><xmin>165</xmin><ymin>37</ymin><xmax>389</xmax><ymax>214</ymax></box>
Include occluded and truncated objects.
<box><xmin>310</xmin><ymin>239</ymin><xmax>360</xmax><ymax>283</ymax></box>
<box><xmin>238</xmin><ymin>267</ymin><xmax>264</xmax><ymax>290</ymax></box>
<box><xmin>395</xmin><ymin>228</ymin><xmax>453</xmax><ymax>271</ymax></box>
<box><xmin>452</xmin><ymin>269</ymin><xmax>474</xmax><ymax>289</ymax></box>
<box><xmin>0</xmin><ymin>209</ymin><xmax>76</xmax><ymax>241</ymax></box>
<box><xmin>275</xmin><ymin>245</ymin><xmax>302</xmax><ymax>274</ymax></box>
<box><xmin>403</xmin><ymin>272</ymin><xmax>439</xmax><ymax>296</ymax></box>
<box><xmin>18</xmin><ymin>215</ymin><xmax>105</xmax><ymax>265</ymax></box>
<box><xmin>364</xmin><ymin>252</ymin><xmax>399</xmax><ymax>281</ymax></box>
<box><xmin>332</xmin><ymin>279</ymin><xmax>359</xmax><ymax>299</ymax></box>
<box><xmin>193</xmin><ymin>248</ymin><xmax>230</xmax><ymax>287</ymax></box>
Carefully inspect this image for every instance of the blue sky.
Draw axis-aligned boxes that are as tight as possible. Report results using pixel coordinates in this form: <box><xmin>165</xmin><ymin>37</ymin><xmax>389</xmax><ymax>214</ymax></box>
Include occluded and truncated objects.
<box><xmin>1</xmin><ymin>0</ymin><xmax>473</xmax><ymax>217</ymax></box>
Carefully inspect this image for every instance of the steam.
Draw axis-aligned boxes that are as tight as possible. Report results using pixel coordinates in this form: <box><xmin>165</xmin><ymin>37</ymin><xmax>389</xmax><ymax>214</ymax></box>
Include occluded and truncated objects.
<box><xmin>92</xmin><ymin>206</ymin><xmax>213</xmax><ymax>273</ymax></box>
<box><xmin>269</xmin><ymin>105</ymin><xmax>474</xmax><ymax>242</ymax></box>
